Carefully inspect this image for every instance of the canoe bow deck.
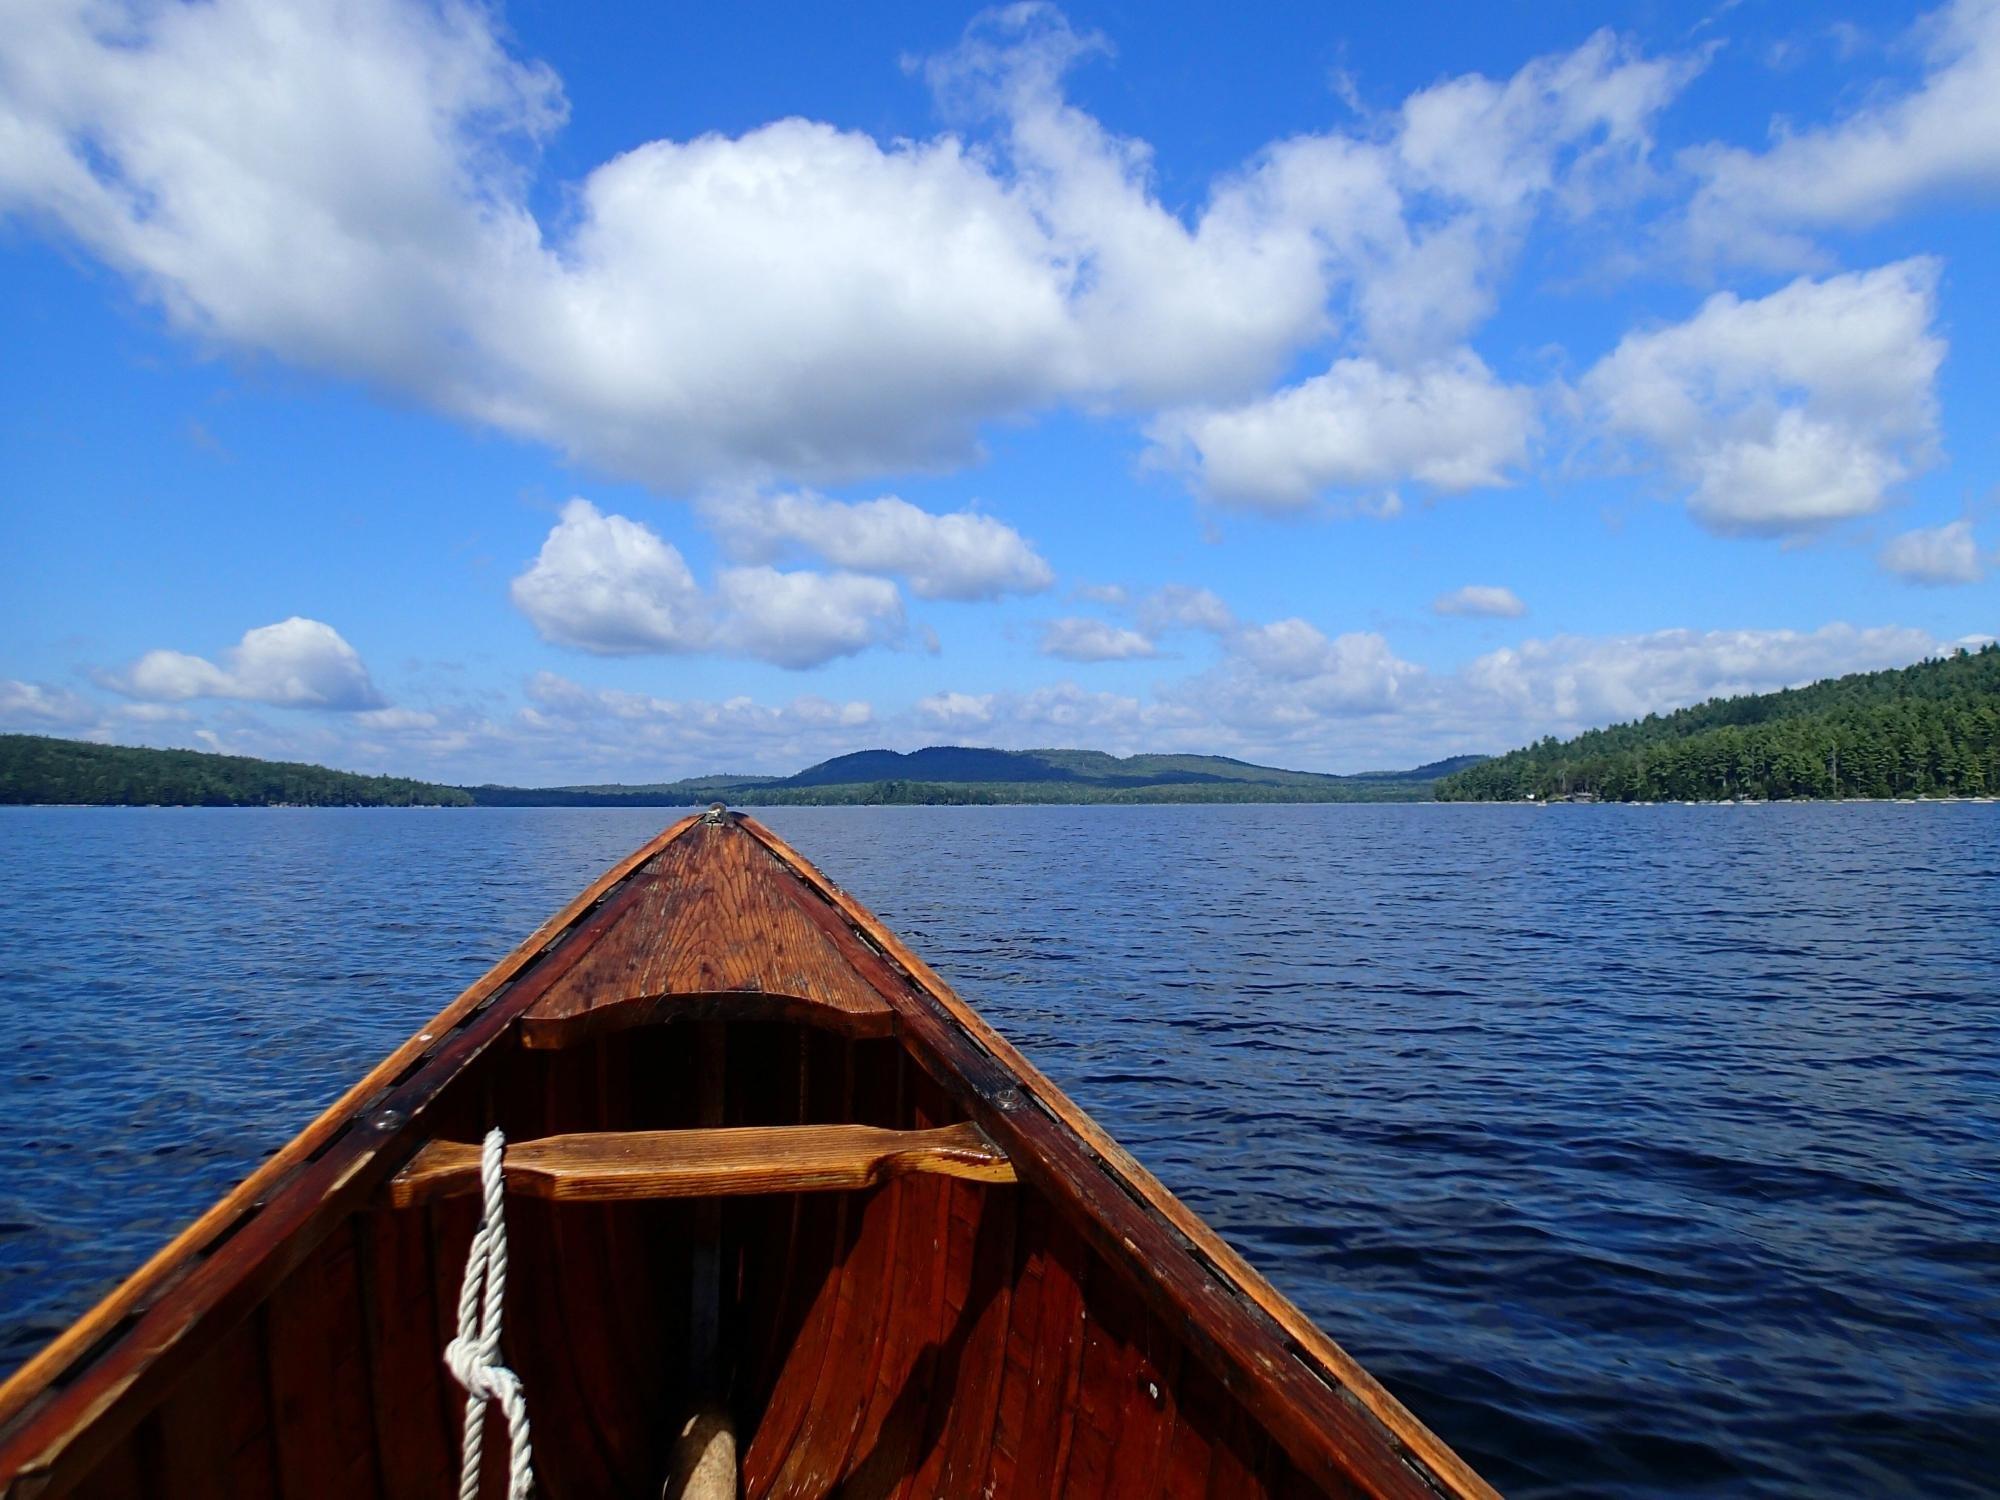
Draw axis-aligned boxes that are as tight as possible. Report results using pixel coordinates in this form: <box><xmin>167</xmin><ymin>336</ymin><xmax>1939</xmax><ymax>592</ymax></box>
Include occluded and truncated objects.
<box><xmin>0</xmin><ymin>812</ymin><xmax>1497</xmax><ymax>1499</ymax></box>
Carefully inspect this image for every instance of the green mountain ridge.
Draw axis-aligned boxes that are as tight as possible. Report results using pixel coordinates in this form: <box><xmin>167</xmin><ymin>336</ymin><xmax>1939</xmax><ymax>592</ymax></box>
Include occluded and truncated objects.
<box><xmin>1437</xmin><ymin>643</ymin><xmax>2000</xmax><ymax>803</ymax></box>
<box><xmin>466</xmin><ymin>745</ymin><xmax>1471</xmax><ymax>805</ymax></box>
<box><xmin>0</xmin><ymin>736</ymin><xmax>1475</xmax><ymax>808</ymax></box>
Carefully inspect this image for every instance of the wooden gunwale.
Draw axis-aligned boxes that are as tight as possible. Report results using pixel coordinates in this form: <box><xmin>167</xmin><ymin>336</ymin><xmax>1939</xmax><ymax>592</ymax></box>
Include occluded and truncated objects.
<box><xmin>735</xmin><ymin>814</ymin><xmax>1498</xmax><ymax>1500</ymax></box>
<box><xmin>0</xmin><ymin>815</ymin><xmax>704</xmax><ymax>1497</ymax></box>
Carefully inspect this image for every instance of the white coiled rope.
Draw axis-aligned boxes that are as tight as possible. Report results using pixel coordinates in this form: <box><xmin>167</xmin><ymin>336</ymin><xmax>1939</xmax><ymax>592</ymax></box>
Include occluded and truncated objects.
<box><xmin>444</xmin><ymin>1128</ymin><xmax>535</xmax><ymax>1500</ymax></box>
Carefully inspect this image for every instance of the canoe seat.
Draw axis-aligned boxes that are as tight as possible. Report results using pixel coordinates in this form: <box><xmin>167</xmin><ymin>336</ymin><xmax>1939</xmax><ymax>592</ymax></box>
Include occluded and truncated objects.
<box><xmin>386</xmin><ymin>1122</ymin><xmax>1015</xmax><ymax>1208</ymax></box>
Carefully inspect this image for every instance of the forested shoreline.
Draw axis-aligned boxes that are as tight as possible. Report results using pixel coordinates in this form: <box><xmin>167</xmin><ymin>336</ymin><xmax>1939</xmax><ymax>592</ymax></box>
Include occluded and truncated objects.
<box><xmin>0</xmin><ymin>736</ymin><xmax>473</xmax><ymax>807</ymax></box>
<box><xmin>1437</xmin><ymin>644</ymin><xmax>2000</xmax><ymax>802</ymax></box>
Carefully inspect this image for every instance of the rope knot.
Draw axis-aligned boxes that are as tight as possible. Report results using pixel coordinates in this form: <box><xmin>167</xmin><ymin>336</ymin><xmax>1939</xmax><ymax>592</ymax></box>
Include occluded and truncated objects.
<box><xmin>446</xmin><ymin>1128</ymin><xmax>535</xmax><ymax>1500</ymax></box>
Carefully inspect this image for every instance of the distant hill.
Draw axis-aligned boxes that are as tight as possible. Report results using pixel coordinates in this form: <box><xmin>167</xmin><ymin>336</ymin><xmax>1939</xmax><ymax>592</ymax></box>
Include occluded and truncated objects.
<box><xmin>0</xmin><ymin>734</ymin><xmax>1484</xmax><ymax>809</ymax></box>
<box><xmin>465</xmin><ymin>745</ymin><xmax>1479</xmax><ymax>805</ymax></box>
<box><xmin>1347</xmin><ymin>754</ymin><xmax>1490</xmax><ymax>783</ymax></box>
<box><xmin>1437</xmin><ymin>643</ymin><xmax>2000</xmax><ymax>803</ymax></box>
<box><xmin>0</xmin><ymin>734</ymin><xmax>472</xmax><ymax>807</ymax></box>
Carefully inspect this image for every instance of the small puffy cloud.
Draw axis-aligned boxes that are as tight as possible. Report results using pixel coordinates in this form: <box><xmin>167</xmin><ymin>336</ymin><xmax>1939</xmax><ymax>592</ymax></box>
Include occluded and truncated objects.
<box><xmin>1149</xmin><ymin>351</ymin><xmax>1535</xmax><ymax>513</ymax></box>
<box><xmin>1220</xmin><ymin>622</ymin><xmax>1419</xmax><ymax>710</ymax></box>
<box><xmin>1137</xmin><ymin>585</ymin><xmax>1236</xmax><ymax>635</ymax></box>
<box><xmin>1879</xmin><ymin>519</ymin><xmax>1988</xmax><ymax>585</ymax></box>
<box><xmin>1362</xmin><ymin>30</ymin><xmax>1703</xmax><ymax>357</ymax></box>
<box><xmin>0</xmin><ymin>679</ymin><xmax>100</xmax><ymax>731</ymax></box>
<box><xmin>713</xmin><ymin>568</ymin><xmax>905</xmax><ymax>669</ymax></box>
<box><xmin>511</xmin><ymin>501</ymin><xmax>904</xmax><ymax>669</ymax></box>
<box><xmin>1395</xmin><ymin>29</ymin><xmax>1698</xmax><ymax>215</ymax></box>
<box><xmin>700</xmin><ymin>491</ymin><xmax>1052</xmax><ymax>600</ymax></box>
<box><xmin>108</xmin><ymin>619</ymin><xmax>385</xmax><ymax>710</ymax></box>
<box><xmin>1684</xmin><ymin>0</ymin><xmax>2000</xmax><ymax>265</ymax></box>
<box><xmin>1433</xmin><ymin>584</ymin><xmax>1527</xmax><ymax>618</ymax></box>
<box><xmin>354</xmin><ymin>706</ymin><xmax>442</xmax><ymax>732</ymax></box>
<box><xmin>510</xmin><ymin>500</ymin><xmax>710</xmax><ymax>655</ymax></box>
<box><xmin>1071</xmin><ymin>582</ymin><xmax>1130</xmax><ymax>606</ymax></box>
<box><xmin>1038</xmin><ymin>617</ymin><xmax>1159</xmax><ymax>662</ymax></box>
<box><xmin>915</xmin><ymin>690</ymin><xmax>998</xmax><ymax>729</ymax></box>
<box><xmin>1583</xmin><ymin>260</ymin><xmax>1944</xmax><ymax>536</ymax></box>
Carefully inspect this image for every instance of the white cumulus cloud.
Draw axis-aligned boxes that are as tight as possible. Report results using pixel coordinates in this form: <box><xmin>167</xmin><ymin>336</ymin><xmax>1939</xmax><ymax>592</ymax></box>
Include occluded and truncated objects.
<box><xmin>106</xmin><ymin>619</ymin><xmax>385</xmax><ymax>710</ymax></box>
<box><xmin>712</xmin><ymin>568</ymin><xmax>905</xmax><ymax>670</ymax></box>
<box><xmin>1583</xmin><ymin>259</ymin><xmax>1944</xmax><ymax>536</ymax></box>
<box><xmin>510</xmin><ymin>500</ymin><xmax>710</xmax><ymax>655</ymax></box>
<box><xmin>1038</xmin><ymin>617</ymin><xmax>1159</xmax><ymax>662</ymax></box>
<box><xmin>1879</xmin><ymin>519</ymin><xmax>1989</xmax><ymax>585</ymax></box>
<box><xmin>914</xmin><ymin>690</ymin><xmax>998</xmax><ymax>730</ymax></box>
<box><xmin>1684</xmin><ymin>0</ymin><xmax>2000</xmax><ymax>265</ymax></box>
<box><xmin>508</xmin><ymin>506</ymin><xmax>908</xmax><ymax>668</ymax></box>
<box><xmin>1217</xmin><ymin>622</ymin><xmax>1420</xmax><ymax>708</ymax></box>
<box><xmin>511</xmin><ymin>500</ymin><xmax>905</xmax><ymax>668</ymax></box>
<box><xmin>0</xmin><ymin>679</ymin><xmax>101</xmax><ymax>731</ymax></box>
<box><xmin>699</xmin><ymin>491</ymin><xmax>1052</xmax><ymax>600</ymax></box>
<box><xmin>1136</xmin><ymin>585</ymin><xmax>1236</xmax><ymax>636</ymax></box>
<box><xmin>1433</xmin><ymin>585</ymin><xmax>1528</xmax><ymax>618</ymax></box>
<box><xmin>1149</xmin><ymin>351</ymin><xmax>1536</xmax><ymax>513</ymax></box>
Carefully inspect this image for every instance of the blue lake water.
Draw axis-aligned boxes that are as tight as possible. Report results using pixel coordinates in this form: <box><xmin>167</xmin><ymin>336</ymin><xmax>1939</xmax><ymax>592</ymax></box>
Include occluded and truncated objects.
<box><xmin>0</xmin><ymin>803</ymin><xmax>1995</xmax><ymax>1496</ymax></box>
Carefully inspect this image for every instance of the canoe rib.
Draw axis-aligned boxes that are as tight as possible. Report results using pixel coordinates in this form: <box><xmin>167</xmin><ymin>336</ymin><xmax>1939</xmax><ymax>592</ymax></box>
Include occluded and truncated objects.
<box><xmin>386</xmin><ymin>1122</ymin><xmax>1017</xmax><ymax>1207</ymax></box>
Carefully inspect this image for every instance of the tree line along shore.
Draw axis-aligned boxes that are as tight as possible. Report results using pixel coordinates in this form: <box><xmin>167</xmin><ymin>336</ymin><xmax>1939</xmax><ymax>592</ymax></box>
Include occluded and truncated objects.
<box><xmin>1435</xmin><ymin>643</ymin><xmax>1999</xmax><ymax>803</ymax></box>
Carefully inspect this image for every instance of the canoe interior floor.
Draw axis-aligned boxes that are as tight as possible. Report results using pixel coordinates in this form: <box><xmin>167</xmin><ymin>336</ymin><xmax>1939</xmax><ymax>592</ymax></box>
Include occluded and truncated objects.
<box><xmin>66</xmin><ymin>1020</ymin><xmax>1347</xmax><ymax>1500</ymax></box>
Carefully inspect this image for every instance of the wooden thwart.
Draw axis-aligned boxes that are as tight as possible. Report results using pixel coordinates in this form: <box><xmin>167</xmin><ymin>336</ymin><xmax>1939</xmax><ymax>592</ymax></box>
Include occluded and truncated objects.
<box><xmin>387</xmin><ymin>1122</ymin><xmax>1016</xmax><ymax>1209</ymax></box>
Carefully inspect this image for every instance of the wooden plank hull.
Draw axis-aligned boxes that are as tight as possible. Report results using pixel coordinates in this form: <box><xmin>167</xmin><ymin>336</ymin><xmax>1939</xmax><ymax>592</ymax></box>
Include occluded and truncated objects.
<box><xmin>0</xmin><ymin>813</ymin><xmax>1497</xmax><ymax>1499</ymax></box>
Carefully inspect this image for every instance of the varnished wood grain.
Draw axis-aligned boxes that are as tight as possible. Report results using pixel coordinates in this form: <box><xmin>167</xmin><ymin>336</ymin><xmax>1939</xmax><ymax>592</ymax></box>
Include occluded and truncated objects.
<box><xmin>520</xmin><ymin>820</ymin><xmax>898</xmax><ymax>1046</ymax></box>
<box><xmin>352</xmin><ymin>1210</ymin><xmax>455</xmax><ymax>1500</ymax></box>
<box><xmin>387</xmin><ymin>1122</ymin><xmax>1015</xmax><ymax>1207</ymax></box>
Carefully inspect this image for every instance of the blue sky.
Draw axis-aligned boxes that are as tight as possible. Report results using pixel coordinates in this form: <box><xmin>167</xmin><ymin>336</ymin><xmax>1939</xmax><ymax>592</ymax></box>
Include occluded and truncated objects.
<box><xmin>2</xmin><ymin>0</ymin><xmax>1996</xmax><ymax>782</ymax></box>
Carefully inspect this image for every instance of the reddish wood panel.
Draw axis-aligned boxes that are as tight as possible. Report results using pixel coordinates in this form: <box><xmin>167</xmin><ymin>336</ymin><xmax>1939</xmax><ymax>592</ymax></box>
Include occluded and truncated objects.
<box><xmin>353</xmin><ymin>1208</ymin><xmax>456</xmax><ymax>1500</ymax></box>
<box><xmin>834</xmin><ymin>1173</ymin><xmax>950</xmax><ymax>1497</ymax></box>
<box><xmin>752</xmin><ymin>1046</ymin><xmax>910</xmax><ymax>1497</ymax></box>
<box><xmin>263</xmin><ymin>1223</ymin><xmax>382</xmax><ymax>1500</ymax></box>
<box><xmin>520</xmin><ymin>822</ymin><xmax>899</xmax><ymax>1044</ymax></box>
<box><xmin>1061</xmin><ymin>1267</ymin><xmax>1162</xmax><ymax>1500</ymax></box>
<box><xmin>87</xmin><ymin>1313</ymin><xmax>278</xmax><ymax>1500</ymax></box>
<box><xmin>60</xmin><ymin>1433</ymin><xmax>144</xmax><ymax>1500</ymax></box>
<box><xmin>913</xmin><ymin>1173</ymin><xmax>1018</xmax><ymax>1498</ymax></box>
